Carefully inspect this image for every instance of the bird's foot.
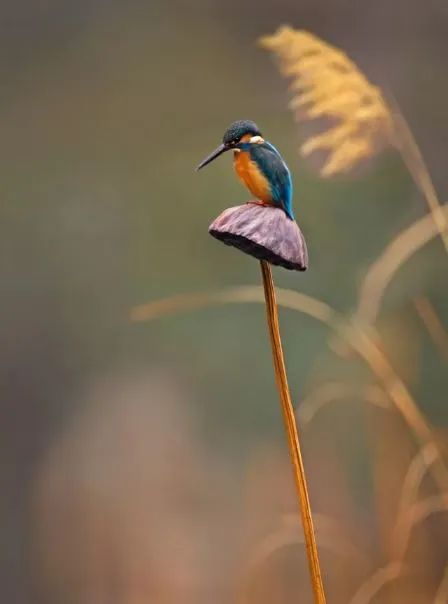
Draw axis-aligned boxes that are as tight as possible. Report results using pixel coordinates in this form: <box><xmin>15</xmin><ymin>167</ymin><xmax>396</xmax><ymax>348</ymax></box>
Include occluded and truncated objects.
<box><xmin>246</xmin><ymin>200</ymin><xmax>272</xmax><ymax>209</ymax></box>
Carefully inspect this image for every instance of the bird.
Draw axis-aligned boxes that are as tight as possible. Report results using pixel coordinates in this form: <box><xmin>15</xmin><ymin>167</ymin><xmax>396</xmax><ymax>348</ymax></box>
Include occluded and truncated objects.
<box><xmin>196</xmin><ymin>119</ymin><xmax>295</xmax><ymax>220</ymax></box>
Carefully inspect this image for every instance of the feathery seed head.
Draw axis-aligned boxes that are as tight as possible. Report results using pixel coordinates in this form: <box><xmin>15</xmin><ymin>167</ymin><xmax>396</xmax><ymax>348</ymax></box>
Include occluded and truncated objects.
<box><xmin>260</xmin><ymin>27</ymin><xmax>393</xmax><ymax>176</ymax></box>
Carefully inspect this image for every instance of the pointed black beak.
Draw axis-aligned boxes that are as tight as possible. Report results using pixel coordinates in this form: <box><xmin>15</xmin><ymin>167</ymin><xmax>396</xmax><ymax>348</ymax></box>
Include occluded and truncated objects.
<box><xmin>196</xmin><ymin>143</ymin><xmax>230</xmax><ymax>171</ymax></box>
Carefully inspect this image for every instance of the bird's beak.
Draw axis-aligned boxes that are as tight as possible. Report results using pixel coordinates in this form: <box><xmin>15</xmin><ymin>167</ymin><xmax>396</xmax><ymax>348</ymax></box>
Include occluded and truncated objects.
<box><xmin>196</xmin><ymin>143</ymin><xmax>230</xmax><ymax>171</ymax></box>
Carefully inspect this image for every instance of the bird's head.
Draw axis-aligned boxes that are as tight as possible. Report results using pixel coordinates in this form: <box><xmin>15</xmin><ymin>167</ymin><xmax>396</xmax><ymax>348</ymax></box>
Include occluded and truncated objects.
<box><xmin>196</xmin><ymin>120</ymin><xmax>264</xmax><ymax>170</ymax></box>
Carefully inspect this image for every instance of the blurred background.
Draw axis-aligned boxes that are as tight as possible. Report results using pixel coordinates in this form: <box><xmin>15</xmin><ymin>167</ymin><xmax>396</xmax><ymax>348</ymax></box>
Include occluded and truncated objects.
<box><xmin>1</xmin><ymin>1</ymin><xmax>448</xmax><ymax>602</ymax></box>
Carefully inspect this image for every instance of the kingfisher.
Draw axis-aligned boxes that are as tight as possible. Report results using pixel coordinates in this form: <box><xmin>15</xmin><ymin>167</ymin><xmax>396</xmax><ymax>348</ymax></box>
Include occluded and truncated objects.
<box><xmin>197</xmin><ymin>119</ymin><xmax>295</xmax><ymax>220</ymax></box>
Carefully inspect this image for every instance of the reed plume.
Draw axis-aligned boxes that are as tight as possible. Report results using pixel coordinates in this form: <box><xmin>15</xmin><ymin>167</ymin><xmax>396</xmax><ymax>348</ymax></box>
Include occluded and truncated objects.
<box><xmin>259</xmin><ymin>27</ymin><xmax>392</xmax><ymax>177</ymax></box>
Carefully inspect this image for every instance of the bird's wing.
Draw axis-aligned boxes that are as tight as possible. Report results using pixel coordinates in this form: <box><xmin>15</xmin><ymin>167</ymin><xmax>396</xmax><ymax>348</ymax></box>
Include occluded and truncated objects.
<box><xmin>250</xmin><ymin>142</ymin><xmax>294</xmax><ymax>219</ymax></box>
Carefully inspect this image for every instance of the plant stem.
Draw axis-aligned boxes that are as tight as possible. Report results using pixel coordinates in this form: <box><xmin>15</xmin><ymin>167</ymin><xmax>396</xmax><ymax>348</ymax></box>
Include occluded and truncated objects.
<box><xmin>260</xmin><ymin>260</ymin><xmax>326</xmax><ymax>604</ymax></box>
<box><xmin>414</xmin><ymin>296</ymin><xmax>448</xmax><ymax>363</ymax></box>
<box><xmin>389</xmin><ymin>100</ymin><xmax>448</xmax><ymax>253</ymax></box>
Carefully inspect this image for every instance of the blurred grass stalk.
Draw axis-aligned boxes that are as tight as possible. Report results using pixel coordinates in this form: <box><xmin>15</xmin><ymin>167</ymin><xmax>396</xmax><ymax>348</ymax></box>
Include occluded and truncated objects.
<box><xmin>260</xmin><ymin>260</ymin><xmax>326</xmax><ymax>603</ymax></box>
<box><xmin>388</xmin><ymin>99</ymin><xmax>448</xmax><ymax>253</ymax></box>
<box><xmin>414</xmin><ymin>296</ymin><xmax>448</xmax><ymax>363</ymax></box>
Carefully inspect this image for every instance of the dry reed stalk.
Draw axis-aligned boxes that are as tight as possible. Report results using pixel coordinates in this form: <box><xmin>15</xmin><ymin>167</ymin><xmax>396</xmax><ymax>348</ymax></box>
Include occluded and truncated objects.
<box><xmin>388</xmin><ymin>99</ymin><xmax>448</xmax><ymax>253</ymax></box>
<box><xmin>298</xmin><ymin>382</ymin><xmax>389</xmax><ymax>426</ymax></box>
<box><xmin>357</xmin><ymin>205</ymin><xmax>448</xmax><ymax>324</ymax></box>
<box><xmin>130</xmin><ymin>284</ymin><xmax>335</xmax><ymax>325</ymax></box>
<box><xmin>392</xmin><ymin>493</ymin><xmax>448</xmax><ymax>560</ymax></box>
<box><xmin>259</xmin><ymin>260</ymin><xmax>326</xmax><ymax>604</ymax></box>
<box><xmin>348</xmin><ymin>323</ymin><xmax>448</xmax><ymax>494</ymax></box>
<box><xmin>396</xmin><ymin>442</ymin><xmax>439</xmax><ymax>520</ymax></box>
<box><xmin>414</xmin><ymin>296</ymin><xmax>448</xmax><ymax>362</ymax></box>
<box><xmin>434</xmin><ymin>565</ymin><xmax>448</xmax><ymax>604</ymax></box>
<box><xmin>348</xmin><ymin>562</ymin><xmax>403</xmax><ymax>604</ymax></box>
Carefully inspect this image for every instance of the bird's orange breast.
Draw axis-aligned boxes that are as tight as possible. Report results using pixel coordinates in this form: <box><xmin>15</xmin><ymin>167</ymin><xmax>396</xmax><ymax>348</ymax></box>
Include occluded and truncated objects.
<box><xmin>233</xmin><ymin>151</ymin><xmax>272</xmax><ymax>202</ymax></box>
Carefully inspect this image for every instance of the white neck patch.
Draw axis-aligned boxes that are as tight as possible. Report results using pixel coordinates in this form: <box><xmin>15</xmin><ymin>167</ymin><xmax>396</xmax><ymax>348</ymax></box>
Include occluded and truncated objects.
<box><xmin>249</xmin><ymin>135</ymin><xmax>264</xmax><ymax>144</ymax></box>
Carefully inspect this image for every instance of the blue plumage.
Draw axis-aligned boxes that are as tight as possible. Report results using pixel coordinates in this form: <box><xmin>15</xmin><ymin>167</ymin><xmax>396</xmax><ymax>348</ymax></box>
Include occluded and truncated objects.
<box><xmin>239</xmin><ymin>140</ymin><xmax>294</xmax><ymax>220</ymax></box>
